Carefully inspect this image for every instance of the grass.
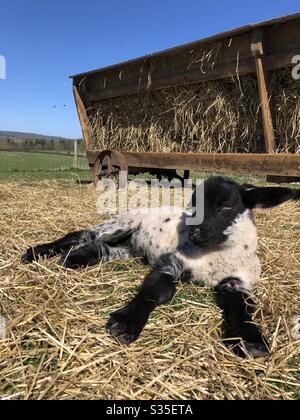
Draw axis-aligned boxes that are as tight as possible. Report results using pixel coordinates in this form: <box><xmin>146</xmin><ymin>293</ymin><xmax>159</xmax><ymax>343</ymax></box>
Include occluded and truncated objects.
<box><xmin>0</xmin><ymin>180</ymin><xmax>299</xmax><ymax>400</ymax></box>
<box><xmin>0</xmin><ymin>151</ymin><xmax>91</xmax><ymax>182</ymax></box>
<box><xmin>1</xmin><ymin>150</ymin><xmax>295</xmax><ymax>186</ymax></box>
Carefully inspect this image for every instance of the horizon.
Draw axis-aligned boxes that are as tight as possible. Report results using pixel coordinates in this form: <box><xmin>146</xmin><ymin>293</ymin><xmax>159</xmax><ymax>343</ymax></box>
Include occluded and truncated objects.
<box><xmin>0</xmin><ymin>129</ymin><xmax>79</xmax><ymax>140</ymax></box>
<box><xmin>0</xmin><ymin>0</ymin><xmax>299</xmax><ymax>138</ymax></box>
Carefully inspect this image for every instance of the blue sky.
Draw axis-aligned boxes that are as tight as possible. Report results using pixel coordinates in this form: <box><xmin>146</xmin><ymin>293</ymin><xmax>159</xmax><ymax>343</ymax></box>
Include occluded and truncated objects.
<box><xmin>0</xmin><ymin>0</ymin><xmax>299</xmax><ymax>138</ymax></box>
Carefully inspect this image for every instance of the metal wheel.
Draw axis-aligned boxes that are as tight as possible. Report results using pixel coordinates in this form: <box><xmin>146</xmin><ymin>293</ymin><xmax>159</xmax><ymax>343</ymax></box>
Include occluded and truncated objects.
<box><xmin>93</xmin><ymin>150</ymin><xmax>129</xmax><ymax>188</ymax></box>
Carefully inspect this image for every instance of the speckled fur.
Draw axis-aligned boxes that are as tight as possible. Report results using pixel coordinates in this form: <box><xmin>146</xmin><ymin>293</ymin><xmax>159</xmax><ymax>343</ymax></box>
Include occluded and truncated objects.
<box><xmin>21</xmin><ymin>178</ymin><xmax>299</xmax><ymax>353</ymax></box>
<box><xmin>92</xmin><ymin>207</ymin><xmax>260</xmax><ymax>291</ymax></box>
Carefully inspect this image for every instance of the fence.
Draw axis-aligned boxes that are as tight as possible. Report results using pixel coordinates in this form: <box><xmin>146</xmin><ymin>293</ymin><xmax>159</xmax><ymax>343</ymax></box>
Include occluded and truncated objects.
<box><xmin>0</xmin><ymin>138</ymin><xmax>90</xmax><ymax>181</ymax></box>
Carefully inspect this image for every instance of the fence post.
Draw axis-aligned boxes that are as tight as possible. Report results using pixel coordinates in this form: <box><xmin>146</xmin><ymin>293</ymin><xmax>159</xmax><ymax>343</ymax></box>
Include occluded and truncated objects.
<box><xmin>251</xmin><ymin>29</ymin><xmax>276</xmax><ymax>154</ymax></box>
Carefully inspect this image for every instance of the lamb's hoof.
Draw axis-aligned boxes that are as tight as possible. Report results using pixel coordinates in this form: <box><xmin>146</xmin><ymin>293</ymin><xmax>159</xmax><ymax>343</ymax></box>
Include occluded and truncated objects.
<box><xmin>228</xmin><ymin>339</ymin><xmax>270</xmax><ymax>358</ymax></box>
<box><xmin>243</xmin><ymin>341</ymin><xmax>270</xmax><ymax>358</ymax></box>
<box><xmin>60</xmin><ymin>252</ymin><xmax>89</xmax><ymax>269</ymax></box>
<box><xmin>60</xmin><ymin>254</ymin><xmax>82</xmax><ymax>269</ymax></box>
<box><xmin>21</xmin><ymin>248</ymin><xmax>35</xmax><ymax>264</ymax></box>
<box><xmin>108</xmin><ymin>319</ymin><xmax>137</xmax><ymax>345</ymax></box>
<box><xmin>60</xmin><ymin>247</ymin><xmax>99</xmax><ymax>269</ymax></box>
<box><xmin>107</xmin><ymin>307</ymin><xmax>144</xmax><ymax>345</ymax></box>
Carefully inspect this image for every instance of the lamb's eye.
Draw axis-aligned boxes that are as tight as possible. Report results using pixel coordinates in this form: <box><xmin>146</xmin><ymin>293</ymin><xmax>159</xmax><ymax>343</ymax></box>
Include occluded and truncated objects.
<box><xmin>219</xmin><ymin>201</ymin><xmax>232</xmax><ymax>212</ymax></box>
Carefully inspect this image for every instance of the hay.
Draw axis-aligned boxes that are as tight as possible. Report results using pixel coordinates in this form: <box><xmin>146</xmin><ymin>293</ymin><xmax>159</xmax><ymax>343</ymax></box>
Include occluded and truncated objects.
<box><xmin>270</xmin><ymin>69</ymin><xmax>300</xmax><ymax>154</ymax></box>
<box><xmin>0</xmin><ymin>180</ymin><xmax>299</xmax><ymax>400</ymax></box>
<box><xmin>90</xmin><ymin>76</ymin><xmax>263</xmax><ymax>153</ymax></box>
<box><xmin>89</xmin><ymin>68</ymin><xmax>300</xmax><ymax>154</ymax></box>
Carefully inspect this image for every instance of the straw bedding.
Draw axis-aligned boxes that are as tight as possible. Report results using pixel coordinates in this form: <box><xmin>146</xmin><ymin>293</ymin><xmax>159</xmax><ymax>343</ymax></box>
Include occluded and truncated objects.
<box><xmin>90</xmin><ymin>68</ymin><xmax>300</xmax><ymax>154</ymax></box>
<box><xmin>0</xmin><ymin>181</ymin><xmax>299</xmax><ymax>400</ymax></box>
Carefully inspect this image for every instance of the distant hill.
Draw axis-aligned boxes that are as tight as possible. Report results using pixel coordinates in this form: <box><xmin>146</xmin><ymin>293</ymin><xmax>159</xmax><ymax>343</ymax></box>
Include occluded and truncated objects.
<box><xmin>0</xmin><ymin>131</ymin><xmax>85</xmax><ymax>154</ymax></box>
<box><xmin>0</xmin><ymin>131</ymin><xmax>78</xmax><ymax>142</ymax></box>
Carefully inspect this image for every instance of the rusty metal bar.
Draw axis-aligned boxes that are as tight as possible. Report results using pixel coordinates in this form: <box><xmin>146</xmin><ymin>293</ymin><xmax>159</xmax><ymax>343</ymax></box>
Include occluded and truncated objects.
<box><xmin>89</xmin><ymin>151</ymin><xmax>300</xmax><ymax>178</ymax></box>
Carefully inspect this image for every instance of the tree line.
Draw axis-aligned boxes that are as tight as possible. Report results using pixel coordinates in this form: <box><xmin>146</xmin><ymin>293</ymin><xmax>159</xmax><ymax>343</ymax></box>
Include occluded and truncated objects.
<box><xmin>0</xmin><ymin>136</ymin><xmax>86</xmax><ymax>155</ymax></box>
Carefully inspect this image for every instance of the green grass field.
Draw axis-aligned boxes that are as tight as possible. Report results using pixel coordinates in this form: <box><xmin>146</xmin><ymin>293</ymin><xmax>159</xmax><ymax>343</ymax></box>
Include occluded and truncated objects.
<box><xmin>0</xmin><ymin>150</ymin><xmax>294</xmax><ymax>187</ymax></box>
<box><xmin>0</xmin><ymin>150</ymin><xmax>91</xmax><ymax>182</ymax></box>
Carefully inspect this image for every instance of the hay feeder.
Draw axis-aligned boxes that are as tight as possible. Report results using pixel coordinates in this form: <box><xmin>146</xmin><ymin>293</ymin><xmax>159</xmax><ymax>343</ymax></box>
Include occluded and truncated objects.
<box><xmin>71</xmin><ymin>13</ymin><xmax>300</xmax><ymax>186</ymax></box>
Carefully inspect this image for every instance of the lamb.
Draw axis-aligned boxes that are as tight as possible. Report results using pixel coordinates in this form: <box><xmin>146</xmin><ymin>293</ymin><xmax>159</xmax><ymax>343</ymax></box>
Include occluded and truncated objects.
<box><xmin>22</xmin><ymin>176</ymin><xmax>300</xmax><ymax>358</ymax></box>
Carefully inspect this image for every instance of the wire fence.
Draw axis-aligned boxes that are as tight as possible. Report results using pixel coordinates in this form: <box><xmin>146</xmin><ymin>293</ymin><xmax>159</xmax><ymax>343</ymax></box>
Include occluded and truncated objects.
<box><xmin>0</xmin><ymin>140</ymin><xmax>91</xmax><ymax>181</ymax></box>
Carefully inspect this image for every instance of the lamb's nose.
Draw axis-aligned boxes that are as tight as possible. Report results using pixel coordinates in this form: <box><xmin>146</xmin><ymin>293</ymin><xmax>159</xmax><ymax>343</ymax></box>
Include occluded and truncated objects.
<box><xmin>190</xmin><ymin>225</ymin><xmax>207</xmax><ymax>237</ymax></box>
<box><xmin>190</xmin><ymin>226</ymin><xmax>199</xmax><ymax>235</ymax></box>
<box><xmin>198</xmin><ymin>224</ymin><xmax>209</xmax><ymax>234</ymax></box>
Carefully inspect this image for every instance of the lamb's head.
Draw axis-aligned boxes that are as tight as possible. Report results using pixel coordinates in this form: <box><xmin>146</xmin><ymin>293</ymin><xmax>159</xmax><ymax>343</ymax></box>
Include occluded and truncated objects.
<box><xmin>189</xmin><ymin>176</ymin><xmax>299</xmax><ymax>249</ymax></box>
<box><xmin>189</xmin><ymin>176</ymin><xmax>245</xmax><ymax>248</ymax></box>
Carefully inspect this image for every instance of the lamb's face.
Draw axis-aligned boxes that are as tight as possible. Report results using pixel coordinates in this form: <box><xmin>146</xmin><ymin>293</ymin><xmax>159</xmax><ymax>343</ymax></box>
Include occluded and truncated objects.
<box><xmin>189</xmin><ymin>177</ymin><xmax>247</xmax><ymax>248</ymax></box>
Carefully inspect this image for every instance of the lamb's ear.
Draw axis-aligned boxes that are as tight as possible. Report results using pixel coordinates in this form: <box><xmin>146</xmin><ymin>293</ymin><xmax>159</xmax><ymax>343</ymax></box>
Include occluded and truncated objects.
<box><xmin>241</xmin><ymin>185</ymin><xmax>300</xmax><ymax>209</ymax></box>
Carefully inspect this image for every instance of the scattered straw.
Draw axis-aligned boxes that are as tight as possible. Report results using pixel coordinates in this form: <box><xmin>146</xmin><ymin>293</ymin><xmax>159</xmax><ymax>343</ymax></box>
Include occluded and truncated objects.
<box><xmin>0</xmin><ymin>181</ymin><xmax>299</xmax><ymax>400</ymax></box>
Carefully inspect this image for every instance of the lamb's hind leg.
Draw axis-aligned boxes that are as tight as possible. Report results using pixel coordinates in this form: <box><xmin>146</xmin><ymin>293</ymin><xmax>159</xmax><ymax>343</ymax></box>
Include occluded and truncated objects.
<box><xmin>22</xmin><ymin>230</ymin><xmax>95</xmax><ymax>263</ymax></box>
<box><xmin>215</xmin><ymin>277</ymin><xmax>269</xmax><ymax>358</ymax></box>
<box><xmin>22</xmin><ymin>218</ymin><xmax>136</xmax><ymax>265</ymax></box>
<box><xmin>61</xmin><ymin>223</ymin><xmax>137</xmax><ymax>268</ymax></box>
<box><xmin>61</xmin><ymin>241</ymin><xmax>133</xmax><ymax>269</ymax></box>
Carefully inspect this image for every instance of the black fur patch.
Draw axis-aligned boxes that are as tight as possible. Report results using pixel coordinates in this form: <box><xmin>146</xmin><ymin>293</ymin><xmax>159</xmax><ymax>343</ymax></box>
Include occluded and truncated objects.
<box><xmin>108</xmin><ymin>270</ymin><xmax>177</xmax><ymax>344</ymax></box>
<box><xmin>214</xmin><ymin>280</ymin><xmax>269</xmax><ymax>358</ymax></box>
<box><xmin>21</xmin><ymin>230</ymin><xmax>91</xmax><ymax>263</ymax></box>
<box><xmin>189</xmin><ymin>177</ymin><xmax>247</xmax><ymax>249</ymax></box>
<box><xmin>241</xmin><ymin>185</ymin><xmax>299</xmax><ymax>209</ymax></box>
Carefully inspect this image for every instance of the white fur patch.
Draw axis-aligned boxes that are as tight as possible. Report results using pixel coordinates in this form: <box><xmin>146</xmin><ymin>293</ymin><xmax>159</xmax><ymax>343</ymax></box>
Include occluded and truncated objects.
<box><xmin>119</xmin><ymin>207</ymin><xmax>187</xmax><ymax>265</ymax></box>
<box><xmin>177</xmin><ymin>211</ymin><xmax>260</xmax><ymax>290</ymax></box>
<box><xmin>104</xmin><ymin>207</ymin><xmax>260</xmax><ymax>291</ymax></box>
<box><xmin>96</xmin><ymin>207</ymin><xmax>261</xmax><ymax>291</ymax></box>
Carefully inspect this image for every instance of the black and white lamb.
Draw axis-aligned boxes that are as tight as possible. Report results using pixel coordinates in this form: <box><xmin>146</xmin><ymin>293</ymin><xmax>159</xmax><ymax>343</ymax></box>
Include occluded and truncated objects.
<box><xmin>22</xmin><ymin>176</ymin><xmax>300</xmax><ymax>357</ymax></box>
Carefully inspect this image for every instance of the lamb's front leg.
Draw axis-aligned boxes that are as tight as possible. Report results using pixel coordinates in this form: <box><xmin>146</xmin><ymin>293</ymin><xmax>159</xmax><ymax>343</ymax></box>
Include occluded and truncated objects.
<box><xmin>108</xmin><ymin>255</ymin><xmax>182</xmax><ymax>344</ymax></box>
<box><xmin>215</xmin><ymin>278</ymin><xmax>269</xmax><ymax>358</ymax></box>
